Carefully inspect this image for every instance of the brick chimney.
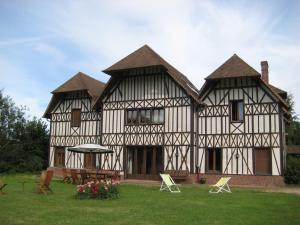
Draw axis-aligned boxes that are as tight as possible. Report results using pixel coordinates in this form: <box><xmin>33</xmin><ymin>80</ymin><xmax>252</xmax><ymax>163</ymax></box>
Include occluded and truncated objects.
<box><xmin>261</xmin><ymin>61</ymin><xmax>269</xmax><ymax>83</ymax></box>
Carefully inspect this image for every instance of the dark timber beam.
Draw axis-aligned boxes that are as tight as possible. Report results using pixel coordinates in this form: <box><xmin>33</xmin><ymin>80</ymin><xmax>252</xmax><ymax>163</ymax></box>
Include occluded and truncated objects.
<box><xmin>142</xmin><ymin>147</ymin><xmax>147</xmax><ymax>174</ymax></box>
<box><xmin>134</xmin><ymin>148</ymin><xmax>138</xmax><ymax>175</ymax></box>
<box><xmin>152</xmin><ymin>147</ymin><xmax>157</xmax><ymax>175</ymax></box>
<box><xmin>190</xmin><ymin>101</ymin><xmax>195</xmax><ymax>173</ymax></box>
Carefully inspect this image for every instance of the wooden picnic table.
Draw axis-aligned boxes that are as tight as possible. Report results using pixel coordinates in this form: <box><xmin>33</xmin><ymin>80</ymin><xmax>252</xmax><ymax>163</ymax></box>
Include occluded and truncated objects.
<box><xmin>75</xmin><ymin>170</ymin><xmax>116</xmax><ymax>178</ymax></box>
<box><xmin>72</xmin><ymin>169</ymin><xmax>120</xmax><ymax>184</ymax></box>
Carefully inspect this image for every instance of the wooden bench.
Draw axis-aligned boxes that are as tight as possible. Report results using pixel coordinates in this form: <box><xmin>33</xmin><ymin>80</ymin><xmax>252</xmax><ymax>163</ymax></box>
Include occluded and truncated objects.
<box><xmin>164</xmin><ymin>170</ymin><xmax>189</xmax><ymax>181</ymax></box>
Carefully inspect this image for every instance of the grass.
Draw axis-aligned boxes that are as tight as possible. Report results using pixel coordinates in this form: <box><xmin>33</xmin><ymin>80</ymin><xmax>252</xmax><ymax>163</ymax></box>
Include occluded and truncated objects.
<box><xmin>1</xmin><ymin>174</ymin><xmax>300</xmax><ymax>225</ymax></box>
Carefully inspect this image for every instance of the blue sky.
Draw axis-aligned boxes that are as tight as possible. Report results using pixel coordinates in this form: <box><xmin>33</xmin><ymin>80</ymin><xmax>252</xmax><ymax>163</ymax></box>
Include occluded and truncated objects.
<box><xmin>1</xmin><ymin>0</ymin><xmax>300</xmax><ymax>119</ymax></box>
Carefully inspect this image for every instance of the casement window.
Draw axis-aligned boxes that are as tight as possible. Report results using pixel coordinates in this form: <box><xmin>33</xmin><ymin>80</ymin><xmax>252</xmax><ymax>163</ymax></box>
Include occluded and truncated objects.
<box><xmin>54</xmin><ymin>147</ymin><xmax>65</xmax><ymax>167</ymax></box>
<box><xmin>71</xmin><ymin>109</ymin><xmax>81</xmax><ymax>127</ymax></box>
<box><xmin>207</xmin><ymin>148</ymin><xmax>222</xmax><ymax>173</ymax></box>
<box><xmin>126</xmin><ymin>108</ymin><xmax>165</xmax><ymax>125</ymax></box>
<box><xmin>231</xmin><ymin>100</ymin><xmax>244</xmax><ymax>122</ymax></box>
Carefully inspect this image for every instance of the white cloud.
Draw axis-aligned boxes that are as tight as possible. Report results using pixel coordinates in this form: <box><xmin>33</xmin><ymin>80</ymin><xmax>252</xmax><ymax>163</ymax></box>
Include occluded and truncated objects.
<box><xmin>48</xmin><ymin>3</ymin><xmax>299</xmax><ymax>79</ymax></box>
<box><xmin>2</xmin><ymin>0</ymin><xmax>300</xmax><ymax>114</ymax></box>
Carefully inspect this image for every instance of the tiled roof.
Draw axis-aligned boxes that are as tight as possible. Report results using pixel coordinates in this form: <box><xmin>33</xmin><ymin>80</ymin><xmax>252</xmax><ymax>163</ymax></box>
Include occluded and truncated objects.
<box><xmin>103</xmin><ymin>45</ymin><xmax>199</xmax><ymax>102</ymax></box>
<box><xmin>206</xmin><ymin>54</ymin><xmax>260</xmax><ymax>80</ymax></box>
<box><xmin>43</xmin><ymin>72</ymin><xmax>105</xmax><ymax>118</ymax></box>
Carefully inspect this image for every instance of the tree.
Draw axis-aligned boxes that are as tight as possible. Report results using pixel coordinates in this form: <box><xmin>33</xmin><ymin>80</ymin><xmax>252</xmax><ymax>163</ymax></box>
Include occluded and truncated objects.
<box><xmin>286</xmin><ymin>93</ymin><xmax>298</xmax><ymax>121</ymax></box>
<box><xmin>0</xmin><ymin>90</ymin><xmax>49</xmax><ymax>173</ymax></box>
<box><xmin>286</xmin><ymin>93</ymin><xmax>300</xmax><ymax>145</ymax></box>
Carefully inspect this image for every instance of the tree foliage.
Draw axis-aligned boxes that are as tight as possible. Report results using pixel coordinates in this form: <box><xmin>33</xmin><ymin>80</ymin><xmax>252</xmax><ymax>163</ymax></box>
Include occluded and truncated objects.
<box><xmin>284</xmin><ymin>156</ymin><xmax>300</xmax><ymax>184</ymax></box>
<box><xmin>0</xmin><ymin>90</ymin><xmax>49</xmax><ymax>173</ymax></box>
<box><xmin>284</xmin><ymin>93</ymin><xmax>300</xmax><ymax>183</ymax></box>
<box><xmin>286</xmin><ymin>93</ymin><xmax>300</xmax><ymax>145</ymax></box>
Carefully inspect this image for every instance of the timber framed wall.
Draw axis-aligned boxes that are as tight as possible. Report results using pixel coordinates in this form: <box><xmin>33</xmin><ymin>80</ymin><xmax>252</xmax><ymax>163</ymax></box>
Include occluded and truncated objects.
<box><xmin>49</xmin><ymin>91</ymin><xmax>102</xmax><ymax>168</ymax></box>
<box><xmin>197</xmin><ymin>77</ymin><xmax>283</xmax><ymax>175</ymax></box>
<box><xmin>100</xmin><ymin>67</ymin><xmax>197</xmax><ymax>173</ymax></box>
<box><xmin>45</xmin><ymin>47</ymin><xmax>288</xmax><ymax>181</ymax></box>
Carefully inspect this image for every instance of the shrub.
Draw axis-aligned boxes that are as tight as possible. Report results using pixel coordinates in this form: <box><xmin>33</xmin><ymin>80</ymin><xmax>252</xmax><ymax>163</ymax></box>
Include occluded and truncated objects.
<box><xmin>199</xmin><ymin>178</ymin><xmax>206</xmax><ymax>184</ymax></box>
<box><xmin>76</xmin><ymin>179</ymin><xmax>120</xmax><ymax>200</ymax></box>
<box><xmin>284</xmin><ymin>156</ymin><xmax>300</xmax><ymax>184</ymax></box>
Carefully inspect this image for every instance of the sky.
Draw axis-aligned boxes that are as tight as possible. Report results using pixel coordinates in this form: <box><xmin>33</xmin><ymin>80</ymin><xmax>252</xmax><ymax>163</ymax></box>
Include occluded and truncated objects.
<box><xmin>0</xmin><ymin>0</ymin><xmax>300</xmax><ymax>119</ymax></box>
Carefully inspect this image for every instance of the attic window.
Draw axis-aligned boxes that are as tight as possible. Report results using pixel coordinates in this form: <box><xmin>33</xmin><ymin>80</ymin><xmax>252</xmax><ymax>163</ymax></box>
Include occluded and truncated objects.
<box><xmin>231</xmin><ymin>100</ymin><xmax>244</xmax><ymax>122</ymax></box>
<box><xmin>71</xmin><ymin>109</ymin><xmax>81</xmax><ymax>127</ymax></box>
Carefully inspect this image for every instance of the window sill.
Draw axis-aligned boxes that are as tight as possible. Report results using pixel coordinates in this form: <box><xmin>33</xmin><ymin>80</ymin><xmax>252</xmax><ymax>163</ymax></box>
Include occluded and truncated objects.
<box><xmin>230</xmin><ymin>120</ymin><xmax>244</xmax><ymax>123</ymax></box>
<box><xmin>255</xmin><ymin>173</ymin><xmax>272</xmax><ymax>176</ymax></box>
<box><xmin>125</xmin><ymin>123</ymin><xmax>165</xmax><ymax>126</ymax></box>
<box><xmin>206</xmin><ymin>170</ymin><xmax>222</xmax><ymax>174</ymax></box>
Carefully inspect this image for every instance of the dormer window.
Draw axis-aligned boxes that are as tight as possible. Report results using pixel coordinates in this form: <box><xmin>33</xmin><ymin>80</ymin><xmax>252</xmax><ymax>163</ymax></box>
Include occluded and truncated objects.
<box><xmin>231</xmin><ymin>100</ymin><xmax>244</xmax><ymax>122</ymax></box>
<box><xmin>71</xmin><ymin>109</ymin><xmax>81</xmax><ymax>127</ymax></box>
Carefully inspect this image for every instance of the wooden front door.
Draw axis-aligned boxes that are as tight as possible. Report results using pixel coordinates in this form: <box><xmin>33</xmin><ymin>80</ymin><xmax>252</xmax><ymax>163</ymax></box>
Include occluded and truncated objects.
<box><xmin>54</xmin><ymin>147</ymin><xmax>65</xmax><ymax>167</ymax></box>
<box><xmin>84</xmin><ymin>153</ymin><xmax>96</xmax><ymax>169</ymax></box>
<box><xmin>126</xmin><ymin>146</ymin><xmax>163</xmax><ymax>180</ymax></box>
<box><xmin>255</xmin><ymin>148</ymin><xmax>272</xmax><ymax>175</ymax></box>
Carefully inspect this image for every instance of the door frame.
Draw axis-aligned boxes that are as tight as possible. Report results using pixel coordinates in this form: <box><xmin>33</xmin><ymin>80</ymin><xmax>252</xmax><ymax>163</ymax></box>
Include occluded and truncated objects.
<box><xmin>83</xmin><ymin>153</ymin><xmax>96</xmax><ymax>169</ymax></box>
<box><xmin>125</xmin><ymin>145</ymin><xmax>164</xmax><ymax>180</ymax></box>
<box><xmin>54</xmin><ymin>147</ymin><xmax>65</xmax><ymax>168</ymax></box>
<box><xmin>205</xmin><ymin>148</ymin><xmax>222</xmax><ymax>174</ymax></box>
<box><xmin>253</xmin><ymin>147</ymin><xmax>272</xmax><ymax>175</ymax></box>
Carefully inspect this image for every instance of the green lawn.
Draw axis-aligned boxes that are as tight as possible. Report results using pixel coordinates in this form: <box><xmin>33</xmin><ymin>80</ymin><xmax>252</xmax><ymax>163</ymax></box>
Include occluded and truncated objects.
<box><xmin>0</xmin><ymin>174</ymin><xmax>300</xmax><ymax>225</ymax></box>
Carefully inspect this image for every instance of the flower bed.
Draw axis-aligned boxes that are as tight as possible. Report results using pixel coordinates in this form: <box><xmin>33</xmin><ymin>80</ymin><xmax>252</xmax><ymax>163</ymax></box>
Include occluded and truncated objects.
<box><xmin>75</xmin><ymin>179</ymin><xmax>120</xmax><ymax>200</ymax></box>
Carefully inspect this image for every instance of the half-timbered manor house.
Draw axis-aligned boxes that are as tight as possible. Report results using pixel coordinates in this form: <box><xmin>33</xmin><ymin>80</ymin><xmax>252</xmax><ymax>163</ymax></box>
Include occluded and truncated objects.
<box><xmin>45</xmin><ymin>45</ymin><xmax>289</xmax><ymax>184</ymax></box>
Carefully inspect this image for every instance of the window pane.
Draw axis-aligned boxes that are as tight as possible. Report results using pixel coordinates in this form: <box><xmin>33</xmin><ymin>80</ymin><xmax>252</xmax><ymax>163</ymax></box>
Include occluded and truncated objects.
<box><xmin>238</xmin><ymin>102</ymin><xmax>244</xmax><ymax>121</ymax></box>
<box><xmin>132</xmin><ymin>110</ymin><xmax>138</xmax><ymax>124</ymax></box>
<box><xmin>231</xmin><ymin>102</ymin><xmax>237</xmax><ymax>121</ymax></box>
<box><xmin>140</xmin><ymin>110</ymin><xmax>146</xmax><ymax>123</ymax></box>
<box><xmin>127</xmin><ymin>111</ymin><xmax>132</xmax><ymax>124</ymax></box>
<box><xmin>231</xmin><ymin>101</ymin><xmax>244</xmax><ymax>121</ymax></box>
<box><xmin>71</xmin><ymin>109</ymin><xmax>81</xmax><ymax>127</ymax></box>
<box><xmin>153</xmin><ymin>109</ymin><xmax>159</xmax><ymax>123</ymax></box>
<box><xmin>145</xmin><ymin>110</ymin><xmax>151</xmax><ymax>123</ymax></box>
<box><xmin>158</xmin><ymin>109</ymin><xmax>164</xmax><ymax>123</ymax></box>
